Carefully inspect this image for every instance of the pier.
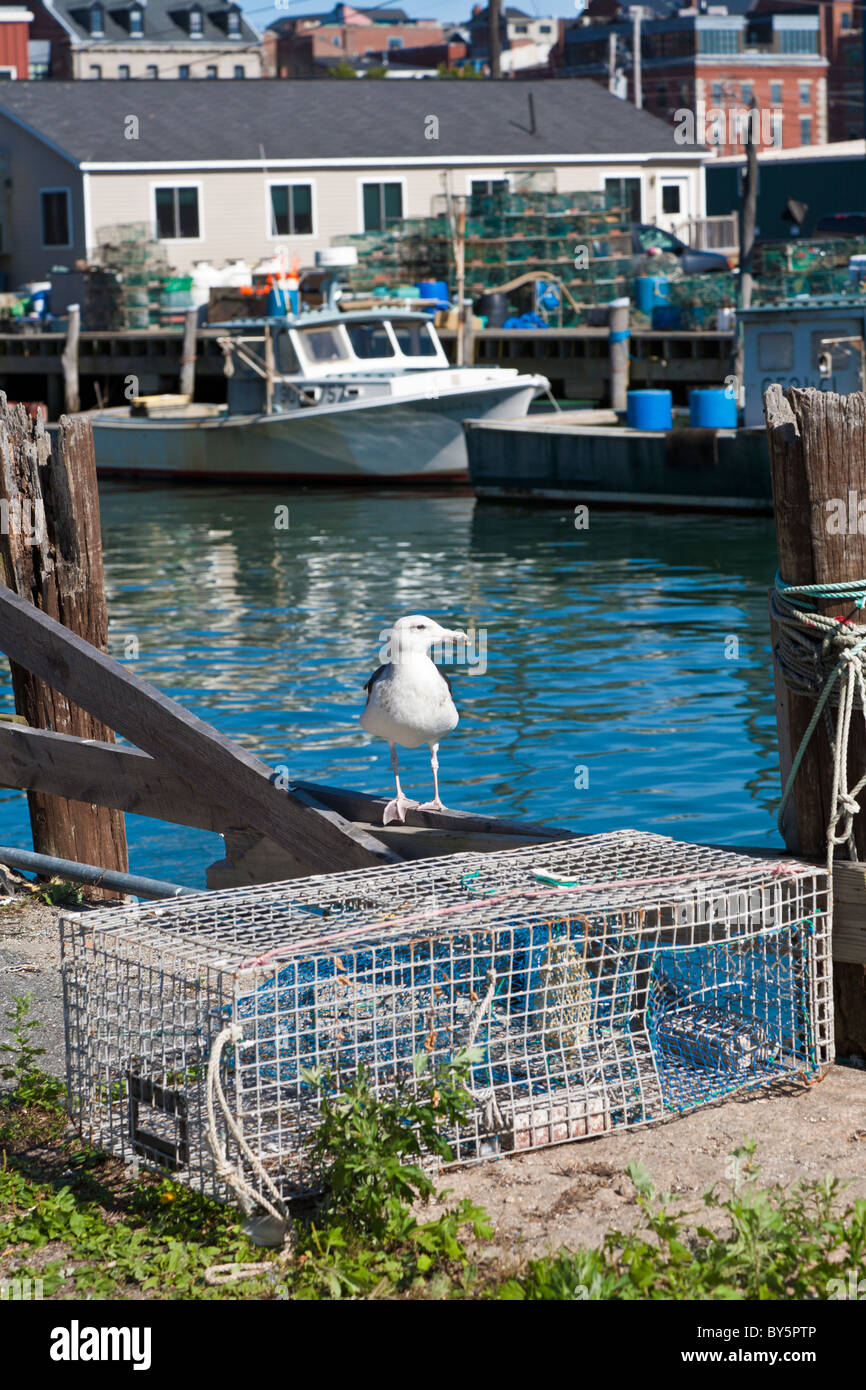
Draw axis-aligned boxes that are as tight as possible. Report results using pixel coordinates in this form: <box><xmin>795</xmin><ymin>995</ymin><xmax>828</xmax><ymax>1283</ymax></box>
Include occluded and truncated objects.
<box><xmin>0</xmin><ymin>323</ymin><xmax>735</xmax><ymax>415</ymax></box>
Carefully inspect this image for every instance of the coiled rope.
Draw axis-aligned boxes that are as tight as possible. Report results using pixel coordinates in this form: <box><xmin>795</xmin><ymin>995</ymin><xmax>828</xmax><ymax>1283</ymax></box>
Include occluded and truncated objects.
<box><xmin>205</xmin><ymin>1022</ymin><xmax>290</xmax><ymax>1229</ymax></box>
<box><xmin>772</xmin><ymin>573</ymin><xmax>866</xmax><ymax>877</ymax></box>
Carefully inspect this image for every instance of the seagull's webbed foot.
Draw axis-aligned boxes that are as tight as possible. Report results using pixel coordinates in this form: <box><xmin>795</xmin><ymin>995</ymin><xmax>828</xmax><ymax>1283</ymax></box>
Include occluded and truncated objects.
<box><xmin>417</xmin><ymin>797</ymin><xmax>447</xmax><ymax>813</ymax></box>
<box><xmin>382</xmin><ymin>793</ymin><xmax>419</xmax><ymax>825</ymax></box>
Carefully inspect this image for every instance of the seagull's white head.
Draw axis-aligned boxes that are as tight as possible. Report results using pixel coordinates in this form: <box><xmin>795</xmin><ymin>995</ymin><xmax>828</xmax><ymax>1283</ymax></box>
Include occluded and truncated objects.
<box><xmin>387</xmin><ymin>614</ymin><xmax>469</xmax><ymax>663</ymax></box>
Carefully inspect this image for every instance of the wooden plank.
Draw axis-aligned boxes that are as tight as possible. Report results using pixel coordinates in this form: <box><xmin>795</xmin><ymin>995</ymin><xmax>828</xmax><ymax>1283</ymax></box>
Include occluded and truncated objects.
<box><xmin>0</xmin><ymin>585</ymin><xmax>390</xmax><ymax>874</ymax></box>
<box><xmin>0</xmin><ymin>402</ymin><xmax>128</xmax><ymax>897</ymax></box>
<box><xmin>0</xmin><ymin>723</ymin><xmax>231</xmax><ymax>833</ymax></box>
<box><xmin>291</xmin><ymin>780</ymin><xmax>573</xmax><ymax>840</ymax></box>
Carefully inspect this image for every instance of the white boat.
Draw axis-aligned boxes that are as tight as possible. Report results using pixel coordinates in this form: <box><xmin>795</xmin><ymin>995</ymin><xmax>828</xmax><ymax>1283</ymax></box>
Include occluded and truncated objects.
<box><xmin>89</xmin><ymin>309</ymin><xmax>549</xmax><ymax>482</ymax></box>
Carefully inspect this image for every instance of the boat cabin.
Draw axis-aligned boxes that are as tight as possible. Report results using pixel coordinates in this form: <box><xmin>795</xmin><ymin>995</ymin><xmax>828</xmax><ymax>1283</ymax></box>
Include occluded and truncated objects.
<box><xmin>220</xmin><ymin>310</ymin><xmax>452</xmax><ymax>415</ymax></box>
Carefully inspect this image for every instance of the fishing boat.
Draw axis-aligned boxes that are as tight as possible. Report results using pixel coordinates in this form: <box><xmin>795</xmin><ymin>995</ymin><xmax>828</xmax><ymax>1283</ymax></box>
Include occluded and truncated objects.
<box><xmin>89</xmin><ymin>309</ymin><xmax>549</xmax><ymax>483</ymax></box>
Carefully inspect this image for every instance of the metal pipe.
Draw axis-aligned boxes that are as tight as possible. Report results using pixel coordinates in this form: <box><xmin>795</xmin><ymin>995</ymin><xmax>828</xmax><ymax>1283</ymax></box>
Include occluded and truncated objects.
<box><xmin>0</xmin><ymin>845</ymin><xmax>198</xmax><ymax>900</ymax></box>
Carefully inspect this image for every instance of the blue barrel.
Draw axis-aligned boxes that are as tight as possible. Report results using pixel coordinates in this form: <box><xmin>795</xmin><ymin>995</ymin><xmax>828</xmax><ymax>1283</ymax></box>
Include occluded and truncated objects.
<box><xmin>417</xmin><ymin>279</ymin><xmax>449</xmax><ymax>307</ymax></box>
<box><xmin>634</xmin><ymin>275</ymin><xmax>669</xmax><ymax>314</ymax></box>
<box><xmin>627</xmin><ymin>389</ymin><xmax>673</xmax><ymax>431</ymax></box>
<box><xmin>689</xmin><ymin>388</ymin><xmax>738</xmax><ymax>429</ymax></box>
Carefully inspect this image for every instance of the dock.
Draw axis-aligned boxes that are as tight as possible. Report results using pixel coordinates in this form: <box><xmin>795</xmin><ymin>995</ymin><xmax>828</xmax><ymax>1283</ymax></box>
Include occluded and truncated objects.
<box><xmin>465</xmin><ymin>410</ymin><xmax>771</xmax><ymax>513</ymax></box>
<box><xmin>1</xmin><ymin>323</ymin><xmax>735</xmax><ymax>415</ymax></box>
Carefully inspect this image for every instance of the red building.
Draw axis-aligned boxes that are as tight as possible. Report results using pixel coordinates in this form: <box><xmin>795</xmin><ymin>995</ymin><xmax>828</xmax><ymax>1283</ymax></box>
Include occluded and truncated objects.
<box><xmin>0</xmin><ymin>6</ymin><xmax>33</xmax><ymax>79</ymax></box>
<box><xmin>563</xmin><ymin>9</ymin><xmax>828</xmax><ymax>155</ymax></box>
<box><xmin>264</xmin><ymin>5</ymin><xmax>447</xmax><ymax>78</ymax></box>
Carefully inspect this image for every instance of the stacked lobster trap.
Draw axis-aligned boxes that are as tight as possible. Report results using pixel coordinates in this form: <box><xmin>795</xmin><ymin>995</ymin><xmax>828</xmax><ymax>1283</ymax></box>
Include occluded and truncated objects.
<box><xmin>60</xmin><ymin>831</ymin><xmax>833</xmax><ymax>1206</ymax></box>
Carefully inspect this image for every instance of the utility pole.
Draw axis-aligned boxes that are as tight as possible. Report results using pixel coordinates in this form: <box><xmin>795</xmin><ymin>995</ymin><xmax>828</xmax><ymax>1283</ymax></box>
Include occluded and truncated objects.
<box><xmin>489</xmin><ymin>0</ymin><xmax>502</xmax><ymax>78</ymax></box>
<box><xmin>608</xmin><ymin>31</ymin><xmax>617</xmax><ymax>94</ymax></box>
<box><xmin>731</xmin><ymin>97</ymin><xmax>758</xmax><ymax>406</ymax></box>
<box><xmin>632</xmin><ymin>8</ymin><xmax>642</xmax><ymax>109</ymax></box>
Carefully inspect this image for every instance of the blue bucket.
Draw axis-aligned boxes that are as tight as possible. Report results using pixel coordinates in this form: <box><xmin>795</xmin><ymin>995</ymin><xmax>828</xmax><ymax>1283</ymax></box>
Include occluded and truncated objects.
<box><xmin>627</xmin><ymin>389</ymin><xmax>673</xmax><ymax>431</ymax></box>
<box><xmin>689</xmin><ymin>388</ymin><xmax>738</xmax><ymax>429</ymax></box>
<box><xmin>634</xmin><ymin>276</ymin><xmax>670</xmax><ymax>315</ymax></box>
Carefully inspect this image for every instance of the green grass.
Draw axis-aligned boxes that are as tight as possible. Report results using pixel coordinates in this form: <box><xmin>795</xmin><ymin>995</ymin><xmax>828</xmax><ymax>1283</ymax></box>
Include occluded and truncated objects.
<box><xmin>1</xmin><ymin>996</ymin><xmax>865</xmax><ymax>1301</ymax></box>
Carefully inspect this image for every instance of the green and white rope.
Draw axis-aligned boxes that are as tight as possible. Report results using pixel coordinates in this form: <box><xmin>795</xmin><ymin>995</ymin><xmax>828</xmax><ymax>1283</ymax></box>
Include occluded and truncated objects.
<box><xmin>772</xmin><ymin>573</ymin><xmax>866</xmax><ymax>876</ymax></box>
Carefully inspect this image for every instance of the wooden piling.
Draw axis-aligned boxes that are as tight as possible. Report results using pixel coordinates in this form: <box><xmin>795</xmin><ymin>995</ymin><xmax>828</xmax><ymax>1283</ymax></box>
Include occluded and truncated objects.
<box><xmin>0</xmin><ymin>397</ymin><xmax>128</xmax><ymax>897</ymax></box>
<box><xmin>609</xmin><ymin>298</ymin><xmax>630</xmax><ymax>413</ymax></box>
<box><xmin>179</xmin><ymin>307</ymin><xmax>197</xmax><ymax>400</ymax></box>
<box><xmin>764</xmin><ymin>384</ymin><xmax>866</xmax><ymax>1054</ymax></box>
<box><xmin>61</xmin><ymin>305</ymin><xmax>80</xmax><ymax>416</ymax></box>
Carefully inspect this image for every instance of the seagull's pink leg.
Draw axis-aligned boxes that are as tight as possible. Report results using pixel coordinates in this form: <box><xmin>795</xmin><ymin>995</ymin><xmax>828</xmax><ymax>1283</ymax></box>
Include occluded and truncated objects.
<box><xmin>418</xmin><ymin>742</ymin><xmax>447</xmax><ymax>813</ymax></box>
<box><xmin>382</xmin><ymin>743</ymin><xmax>418</xmax><ymax>825</ymax></box>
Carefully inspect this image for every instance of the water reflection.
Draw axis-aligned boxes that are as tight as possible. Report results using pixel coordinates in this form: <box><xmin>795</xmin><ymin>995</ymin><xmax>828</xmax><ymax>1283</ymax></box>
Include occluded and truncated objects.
<box><xmin>0</xmin><ymin>484</ymin><xmax>782</xmax><ymax>886</ymax></box>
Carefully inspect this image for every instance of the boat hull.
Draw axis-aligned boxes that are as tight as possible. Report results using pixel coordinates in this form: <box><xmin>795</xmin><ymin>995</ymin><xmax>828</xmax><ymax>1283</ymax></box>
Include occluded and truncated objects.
<box><xmin>90</xmin><ymin>380</ymin><xmax>545</xmax><ymax>482</ymax></box>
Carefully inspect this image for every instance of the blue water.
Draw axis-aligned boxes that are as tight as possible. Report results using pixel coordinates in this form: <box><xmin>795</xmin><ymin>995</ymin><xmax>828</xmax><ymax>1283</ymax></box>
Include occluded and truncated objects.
<box><xmin>0</xmin><ymin>484</ymin><xmax>783</xmax><ymax>888</ymax></box>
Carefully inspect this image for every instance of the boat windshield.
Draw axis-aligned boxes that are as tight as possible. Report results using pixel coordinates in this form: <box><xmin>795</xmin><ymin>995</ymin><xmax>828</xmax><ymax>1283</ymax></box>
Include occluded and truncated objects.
<box><xmin>300</xmin><ymin>326</ymin><xmax>350</xmax><ymax>363</ymax></box>
<box><xmin>391</xmin><ymin>320</ymin><xmax>439</xmax><ymax>357</ymax></box>
<box><xmin>345</xmin><ymin>321</ymin><xmax>395</xmax><ymax>359</ymax></box>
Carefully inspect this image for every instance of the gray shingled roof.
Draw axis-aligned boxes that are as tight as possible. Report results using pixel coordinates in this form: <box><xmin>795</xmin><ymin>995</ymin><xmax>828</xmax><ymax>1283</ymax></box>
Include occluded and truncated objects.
<box><xmin>48</xmin><ymin>0</ymin><xmax>259</xmax><ymax>45</ymax></box>
<box><xmin>0</xmin><ymin>79</ymin><xmax>696</xmax><ymax>165</ymax></box>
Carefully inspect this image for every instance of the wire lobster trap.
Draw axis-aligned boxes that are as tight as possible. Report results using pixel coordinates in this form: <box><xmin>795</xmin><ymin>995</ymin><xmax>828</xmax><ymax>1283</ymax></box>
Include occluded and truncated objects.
<box><xmin>60</xmin><ymin>831</ymin><xmax>832</xmax><ymax>1209</ymax></box>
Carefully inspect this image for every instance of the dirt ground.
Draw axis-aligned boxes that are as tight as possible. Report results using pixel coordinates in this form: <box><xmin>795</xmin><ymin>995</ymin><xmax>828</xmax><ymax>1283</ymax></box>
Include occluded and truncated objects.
<box><xmin>2</xmin><ymin>865</ymin><xmax>865</xmax><ymax>1262</ymax></box>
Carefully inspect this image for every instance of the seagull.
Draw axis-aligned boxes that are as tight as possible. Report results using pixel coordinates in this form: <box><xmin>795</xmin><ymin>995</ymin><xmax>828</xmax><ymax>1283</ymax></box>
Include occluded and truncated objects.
<box><xmin>360</xmin><ymin>614</ymin><xmax>469</xmax><ymax>825</ymax></box>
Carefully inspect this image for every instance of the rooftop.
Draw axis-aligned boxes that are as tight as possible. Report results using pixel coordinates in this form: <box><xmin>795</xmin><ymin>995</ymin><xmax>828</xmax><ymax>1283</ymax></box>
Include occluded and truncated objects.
<box><xmin>0</xmin><ymin>78</ymin><xmax>698</xmax><ymax>165</ymax></box>
<box><xmin>41</xmin><ymin>0</ymin><xmax>259</xmax><ymax>45</ymax></box>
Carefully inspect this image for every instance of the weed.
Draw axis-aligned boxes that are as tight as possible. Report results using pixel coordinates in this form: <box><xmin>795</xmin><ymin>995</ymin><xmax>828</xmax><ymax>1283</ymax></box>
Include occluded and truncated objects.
<box><xmin>0</xmin><ymin>995</ymin><xmax>65</xmax><ymax>1108</ymax></box>
<box><xmin>37</xmin><ymin>879</ymin><xmax>83</xmax><ymax>908</ymax></box>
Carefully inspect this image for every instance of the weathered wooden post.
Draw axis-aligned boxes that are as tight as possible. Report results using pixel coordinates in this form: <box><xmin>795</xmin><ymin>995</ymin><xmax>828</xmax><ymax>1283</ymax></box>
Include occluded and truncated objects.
<box><xmin>179</xmin><ymin>306</ymin><xmax>197</xmax><ymax>399</ymax></box>
<box><xmin>62</xmin><ymin>304</ymin><xmax>80</xmax><ymax>415</ymax></box>
<box><xmin>0</xmin><ymin>396</ymin><xmax>128</xmax><ymax>897</ymax></box>
<box><xmin>764</xmin><ymin>384</ymin><xmax>866</xmax><ymax>1055</ymax></box>
<box><xmin>609</xmin><ymin>297</ymin><xmax>630</xmax><ymax>413</ymax></box>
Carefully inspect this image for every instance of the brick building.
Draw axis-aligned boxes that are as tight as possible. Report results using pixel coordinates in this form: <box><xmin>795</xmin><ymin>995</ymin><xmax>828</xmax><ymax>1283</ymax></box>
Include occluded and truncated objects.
<box><xmin>0</xmin><ymin>6</ymin><xmax>32</xmax><ymax>78</ymax></box>
<box><xmin>563</xmin><ymin>8</ymin><xmax>828</xmax><ymax>155</ymax></box>
<box><xmin>263</xmin><ymin>5</ymin><xmax>447</xmax><ymax>79</ymax></box>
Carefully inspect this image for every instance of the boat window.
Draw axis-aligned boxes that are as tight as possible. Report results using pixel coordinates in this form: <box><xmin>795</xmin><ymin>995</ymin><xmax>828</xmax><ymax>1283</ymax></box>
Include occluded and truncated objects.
<box><xmin>758</xmin><ymin>331</ymin><xmax>793</xmax><ymax>371</ymax></box>
<box><xmin>276</xmin><ymin>331</ymin><xmax>300</xmax><ymax>374</ymax></box>
<box><xmin>299</xmin><ymin>326</ymin><xmax>349</xmax><ymax>363</ymax></box>
<box><xmin>391</xmin><ymin>321</ymin><xmax>439</xmax><ymax>357</ymax></box>
<box><xmin>345</xmin><ymin>322</ymin><xmax>395</xmax><ymax>359</ymax></box>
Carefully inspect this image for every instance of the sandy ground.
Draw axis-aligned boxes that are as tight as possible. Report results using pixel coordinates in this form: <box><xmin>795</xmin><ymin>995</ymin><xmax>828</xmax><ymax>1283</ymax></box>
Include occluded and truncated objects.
<box><xmin>2</xmin><ymin>865</ymin><xmax>865</xmax><ymax>1259</ymax></box>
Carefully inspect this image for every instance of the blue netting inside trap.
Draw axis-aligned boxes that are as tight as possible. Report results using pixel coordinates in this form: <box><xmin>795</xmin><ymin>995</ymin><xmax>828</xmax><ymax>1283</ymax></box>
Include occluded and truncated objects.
<box><xmin>647</xmin><ymin>919</ymin><xmax>816</xmax><ymax>1112</ymax></box>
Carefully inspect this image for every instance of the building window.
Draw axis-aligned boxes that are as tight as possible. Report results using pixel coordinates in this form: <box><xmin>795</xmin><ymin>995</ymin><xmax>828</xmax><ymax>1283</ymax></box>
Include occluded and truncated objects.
<box><xmin>227</xmin><ymin>5</ymin><xmax>240</xmax><ymax>36</ymax></box>
<box><xmin>41</xmin><ymin>189</ymin><xmax>71</xmax><ymax>248</ymax></box>
<box><xmin>711</xmin><ymin>81</ymin><xmax>724</xmax><ymax>104</ymax></box>
<box><xmin>779</xmin><ymin>27</ymin><xmax>818</xmax><ymax>54</ymax></box>
<box><xmin>146</xmin><ymin>64</ymin><xmax>157</xmax><ymax>77</ymax></box>
<box><xmin>179</xmin><ymin>64</ymin><xmax>190</xmax><ymax>78</ymax></box>
<box><xmin>205</xmin><ymin>64</ymin><xmax>217</xmax><ymax>78</ymax></box>
<box><xmin>362</xmin><ymin>181</ymin><xmax>403</xmax><ymax>232</ymax></box>
<box><xmin>799</xmin><ymin>80</ymin><xmax>811</xmax><ymax>105</ymax></box>
<box><xmin>269</xmin><ymin>183</ymin><xmax>313</xmax><ymax>237</ymax></box>
<box><xmin>605</xmin><ymin>176</ymin><xmax>641</xmax><ymax>224</ymax></box>
<box><xmin>698</xmin><ymin>28</ymin><xmax>739</xmax><ymax>55</ymax></box>
<box><xmin>842</xmin><ymin>11</ymin><xmax>852</xmax><ymax>28</ymax></box>
<box><xmin>189</xmin><ymin>5</ymin><xmax>203</xmax><ymax>36</ymax></box>
<box><xmin>233</xmin><ymin>64</ymin><xmax>245</xmax><ymax>77</ymax></box>
<box><xmin>388</xmin><ymin>36</ymin><xmax>402</xmax><ymax>48</ymax></box>
<box><xmin>118</xmin><ymin>64</ymin><xmax>130</xmax><ymax>78</ymax></box>
<box><xmin>129</xmin><ymin>5</ymin><xmax>143</xmax><ymax>35</ymax></box>
<box><xmin>770</xmin><ymin>80</ymin><xmax>782</xmax><ymax>104</ymax></box>
<box><xmin>539</xmin><ymin>23</ymin><xmax>551</xmax><ymax>33</ymax></box>
<box><xmin>800</xmin><ymin>115</ymin><xmax>812</xmax><ymax>144</ymax></box>
<box><xmin>89</xmin><ymin>2</ymin><xmax>103</xmax><ymax>36</ymax></box>
<box><xmin>740</xmin><ymin>81</ymin><xmax>753</xmax><ymax>103</ymax></box>
<box><xmin>89</xmin><ymin>64</ymin><xmax>102</xmax><ymax>78</ymax></box>
<box><xmin>661</xmin><ymin>184</ymin><xmax>681</xmax><ymax>215</ymax></box>
<box><xmin>514</xmin><ymin>22</ymin><xmax>527</xmax><ymax>33</ymax></box>
<box><xmin>154</xmin><ymin>185</ymin><xmax>200</xmax><ymax>239</ymax></box>
<box><xmin>758</xmin><ymin>331</ymin><xmax>793</xmax><ymax>371</ymax></box>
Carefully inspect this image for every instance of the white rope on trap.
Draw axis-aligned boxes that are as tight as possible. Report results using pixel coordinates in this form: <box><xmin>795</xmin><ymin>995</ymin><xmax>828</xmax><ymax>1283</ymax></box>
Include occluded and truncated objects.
<box><xmin>772</xmin><ymin>574</ymin><xmax>866</xmax><ymax>879</ymax></box>
<box><xmin>206</xmin><ymin>1022</ymin><xmax>289</xmax><ymax>1225</ymax></box>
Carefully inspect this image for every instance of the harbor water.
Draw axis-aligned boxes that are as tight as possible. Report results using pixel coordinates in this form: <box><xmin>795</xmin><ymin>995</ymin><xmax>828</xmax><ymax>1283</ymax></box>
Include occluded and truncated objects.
<box><xmin>0</xmin><ymin>484</ymin><xmax>783</xmax><ymax>889</ymax></box>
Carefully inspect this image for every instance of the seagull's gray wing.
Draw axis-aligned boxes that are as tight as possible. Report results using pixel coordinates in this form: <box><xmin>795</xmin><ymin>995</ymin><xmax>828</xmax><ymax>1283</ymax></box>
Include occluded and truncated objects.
<box><xmin>364</xmin><ymin>664</ymin><xmax>389</xmax><ymax>705</ymax></box>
